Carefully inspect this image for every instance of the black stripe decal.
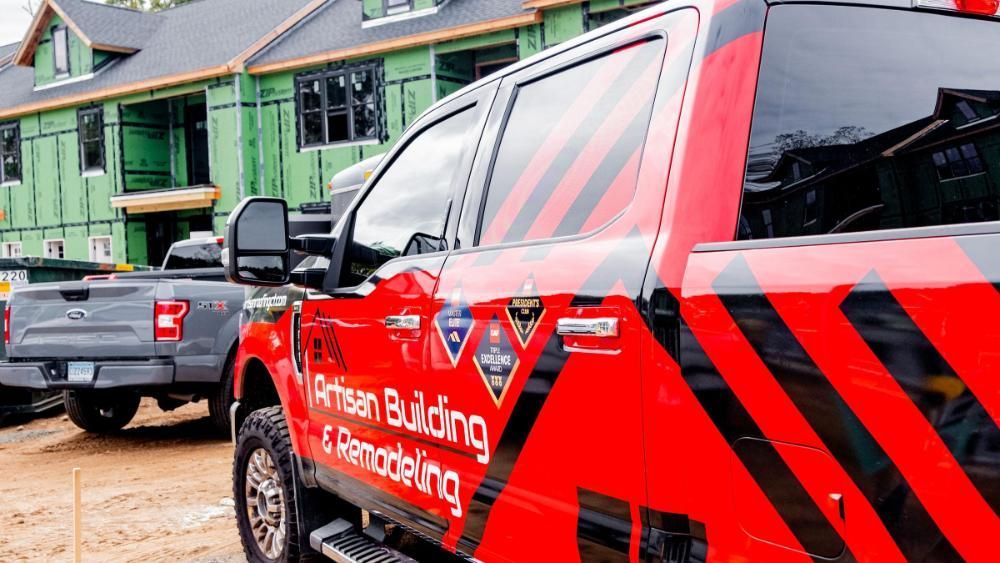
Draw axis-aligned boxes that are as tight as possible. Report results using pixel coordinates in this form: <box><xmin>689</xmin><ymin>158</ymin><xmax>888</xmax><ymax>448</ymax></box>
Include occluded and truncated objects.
<box><xmin>499</xmin><ymin>42</ymin><xmax>664</xmax><ymax>245</ymax></box>
<box><xmin>460</xmin><ymin>331</ymin><xmax>571</xmax><ymax>551</ymax></box>
<box><xmin>552</xmin><ymin>107</ymin><xmax>650</xmax><ymax>239</ymax></box>
<box><xmin>714</xmin><ymin>256</ymin><xmax>960</xmax><ymax>562</ymax></box>
<box><xmin>576</xmin><ymin>488</ymin><xmax>632</xmax><ymax>561</ymax></box>
<box><xmin>841</xmin><ymin>271</ymin><xmax>1000</xmax><ymax>518</ymax></box>
<box><xmin>677</xmin><ymin>319</ymin><xmax>843</xmax><ymax>560</ymax></box>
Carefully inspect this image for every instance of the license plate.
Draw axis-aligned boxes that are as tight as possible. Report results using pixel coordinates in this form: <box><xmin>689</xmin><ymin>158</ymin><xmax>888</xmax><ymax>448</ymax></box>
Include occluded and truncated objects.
<box><xmin>67</xmin><ymin>362</ymin><xmax>95</xmax><ymax>383</ymax></box>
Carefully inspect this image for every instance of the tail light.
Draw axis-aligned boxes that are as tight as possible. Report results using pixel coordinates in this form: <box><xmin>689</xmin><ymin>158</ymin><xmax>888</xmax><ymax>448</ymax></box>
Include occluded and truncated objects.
<box><xmin>154</xmin><ymin>300</ymin><xmax>189</xmax><ymax>342</ymax></box>
<box><xmin>4</xmin><ymin>304</ymin><xmax>10</xmax><ymax>346</ymax></box>
<box><xmin>916</xmin><ymin>0</ymin><xmax>1000</xmax><ymax>15</ymax></box>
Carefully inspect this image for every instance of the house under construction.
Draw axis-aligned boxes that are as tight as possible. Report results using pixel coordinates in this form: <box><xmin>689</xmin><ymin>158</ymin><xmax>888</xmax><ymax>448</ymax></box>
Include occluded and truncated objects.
<box><xmin>0</xmin><ymin>0</ymin><xmax>660</xmax><ymax>265</ymax></box>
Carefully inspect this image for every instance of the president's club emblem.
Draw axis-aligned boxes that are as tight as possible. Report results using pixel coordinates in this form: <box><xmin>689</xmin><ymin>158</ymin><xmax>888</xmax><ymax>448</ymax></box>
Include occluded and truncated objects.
<box><xmin>435</xmin><ymin>288</ymin><xmax>474</xmax><ymax>366</ymax></box>
<box><xmin>473</xmin><ymin>316</ymin><xmax>520</xmax><ymax>407</ymax></box>
<box><xmin>505</xmin><ymin>276</ymin><xmax>545</xmax><ymax>347</ymax></box>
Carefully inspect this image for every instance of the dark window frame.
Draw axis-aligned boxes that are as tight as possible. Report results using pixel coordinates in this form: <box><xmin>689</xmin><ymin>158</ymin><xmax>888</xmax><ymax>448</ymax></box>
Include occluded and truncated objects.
<box><xmin>52</xmin><ymin>25</ymin><xmax>70</xmax><ymax>77</ymax></box>
<box><xmin>933</xmin><ymin>143</ymin><xmax>985</xmax><ymax>181</ymax></box>
<box><xmin>77</xmin><ymin>106</ymin><xmax>105</xmax><ymax>174</ymax></box>
<box><xmin>0</xmin><ymin>121</ymin><xmax>21</xmax><ymax>185</ymax></box>
<box><xmin>295</xmin><ymin>63</ymin><xmax>383</xmax><ymax>150</ymax></box>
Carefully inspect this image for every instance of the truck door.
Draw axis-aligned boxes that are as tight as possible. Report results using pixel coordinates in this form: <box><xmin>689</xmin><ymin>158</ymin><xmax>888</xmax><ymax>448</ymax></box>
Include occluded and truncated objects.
<box><xmin>298</xmin><ymin>85</ymin><xmax>495</xmax><ymax>541</ymax></box>
<box><xmin>427</xmin><ymin>10</ymin><xmax>698</xmax><ymax>560</ymax></box>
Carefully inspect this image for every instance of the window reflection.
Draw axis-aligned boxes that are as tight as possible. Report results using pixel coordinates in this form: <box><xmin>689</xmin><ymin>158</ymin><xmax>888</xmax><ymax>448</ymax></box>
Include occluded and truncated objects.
<box><xmin>741</xmin><ymin>7</ymin><xmax>1000</xmax><ymax>240</ymax></box>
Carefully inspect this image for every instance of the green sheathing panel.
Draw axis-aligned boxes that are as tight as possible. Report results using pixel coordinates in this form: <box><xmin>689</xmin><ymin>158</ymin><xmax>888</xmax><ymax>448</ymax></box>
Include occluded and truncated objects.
<box><xmin>21</xmin><ymin>230</ymin><xmax>42</xmax><ymax>257</ymax></box>
<box><xmin>64</xmin><ymin>226</ymin><xmax>87</xmax><ymax>259</ymax></box>
<box><xmin>208</xmin><ymin>80</ymin><xmax>240</xmax><ymax>211</ymax></box>
<box><xmin>362</xmin><ymin>0</ymin><xmax>383</xmax><ymax>20</ymax></box>
<box><xmin>590</xmin><ymin>0</ymin><xmax>623</xmax><ymax>12</ymax></box>
<box><xmin>544</xmin><ymin>6</ymin><xmax>585</xmax><ymax>47</ymax></box>
<box><xmin>257</xmin><ymin>48</ymin><xmax>436</xmax><ymax>209</ymax></box>
<box><xmin>33</xmin><ymin>15</ymin><xmax>93</xmax><ymax>87</ymax></box>
<box><xmin>126</xmin><ymin>220</ymin><xmax>148</xmax><ymax>265</ymax></box>
<box><xmin>519</xmin><ymin>24</ymin><xmax>545</xmax><ymax>59</ymax></box>
<box><xmin>121</xmin><ymin>101</ymin><xmax>172</xmax><ymax>191</ymax></box>
<box><xmin>240</xmin><ymin>72</ymin><xmax>260</xmax><ymax>200</ymax></box>
<box><xmin>110</xmin><ymin>221</ymin><xmax>127</xmax><ymax>264</ymax></box>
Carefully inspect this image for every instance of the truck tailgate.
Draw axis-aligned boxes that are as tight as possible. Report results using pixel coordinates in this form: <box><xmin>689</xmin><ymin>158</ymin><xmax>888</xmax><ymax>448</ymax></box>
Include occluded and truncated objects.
<box><xmin>8</xmin><ymin>281</ymin><xmax>157</xmax><ymax>358</ymax></box>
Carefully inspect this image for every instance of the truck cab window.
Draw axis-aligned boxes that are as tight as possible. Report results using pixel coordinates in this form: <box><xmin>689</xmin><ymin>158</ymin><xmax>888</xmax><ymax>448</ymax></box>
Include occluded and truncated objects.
<box><xmin>741</xmin><ymin>5</ymin><xmax>1000</xmax><ymax>240</ymax></box>
<box><xmin>341</xmin><ymin>108</ymin><xmax>474</xmax><ymax>286</ymax></box>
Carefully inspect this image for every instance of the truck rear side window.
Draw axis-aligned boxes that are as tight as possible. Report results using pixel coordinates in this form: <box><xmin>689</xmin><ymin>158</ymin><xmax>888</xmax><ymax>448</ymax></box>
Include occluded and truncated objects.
<box><xmin>740</xmin><ymin>5</ymin><xmax>1000</xmax><ymax>240</ymax></box>
<box><xmin>163</xmin><ymin>242</ymin><xmax>223</xmax><ymax>269</ymax></box>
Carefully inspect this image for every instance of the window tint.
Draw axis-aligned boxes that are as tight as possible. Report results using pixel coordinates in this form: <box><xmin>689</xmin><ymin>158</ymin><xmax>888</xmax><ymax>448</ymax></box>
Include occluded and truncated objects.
<box><xmin>297</xmin><ymin>65</ymin><xmax>380</xmax><ymax>148</ymax></box>
<box><xmin>163</xmin><ymin>241</ymin><xmax>223</xmax><ymax>270</ymax></box>
<box><xmin>478</xmin><ymin>38</ymin><xmax>664</xmax><ymax>246</ymax></box>
<box><xmin>0</xmin><ymin>122</ymin><xmax>20</xmax><ymax>184</ymax></box>
<box><xmin>78</xmin><ymin>108</ymin><xmax>104</xmax><ymax>173</ymax></box>
<box><xmin>741</xmin><ymin>6</ymin><xmax>1000</xmax><ymax>240</ymax></box>
<box><xmin>342</xmin><ymin>109</ymin><xmax>474</xmax><ymax>286</ymax></box>
<box><xmin>53</xmin><ymin>27</ymin><xmax>68</xmax><ymax>76</ymax></box>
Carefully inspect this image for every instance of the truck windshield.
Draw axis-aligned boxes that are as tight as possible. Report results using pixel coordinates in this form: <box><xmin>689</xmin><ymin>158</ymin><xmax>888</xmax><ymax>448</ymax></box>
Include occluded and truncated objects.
<box><xmin>741</xmin><ymin>5</ymin><xmax>1000</xmax><ymax>240</ymax></box>
<box><xmin>162</xmin><ymin>241</ymin><xmax>223</xmax><ymax>269</ymax></box>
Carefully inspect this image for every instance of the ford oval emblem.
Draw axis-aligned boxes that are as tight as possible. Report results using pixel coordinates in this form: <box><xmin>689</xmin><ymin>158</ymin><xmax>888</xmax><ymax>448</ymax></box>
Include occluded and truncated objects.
<box><xmin>67</xmin><ymin>309</ymin><xmax>87</xmax><ymax>321</ymax></box>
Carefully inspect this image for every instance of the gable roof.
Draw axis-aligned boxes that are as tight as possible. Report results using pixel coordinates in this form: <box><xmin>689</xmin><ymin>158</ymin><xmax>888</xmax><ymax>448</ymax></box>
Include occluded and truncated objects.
<box><xmin>0</xmin><ymin>0</ymin><xmax>326</xmax><ymax>120</ymax></box>
<box><xmin>248</xmin><ymin>0</ymin><xmax>539</xmax><ymax>74</ymax></box>
<box><xmin>0</xmin><ymin>43</ymin><xmax>19</xmax><ymax>68</ymax></box>
<box><xmin>13</xmin><ymin>0</ymin><xmax>161</xmax><ymax>66</ymax></box>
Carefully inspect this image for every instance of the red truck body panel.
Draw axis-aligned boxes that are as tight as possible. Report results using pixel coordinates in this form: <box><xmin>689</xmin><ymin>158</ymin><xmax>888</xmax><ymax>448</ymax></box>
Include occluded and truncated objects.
<box><xmin>235</xmin><ymin>1</ymin><xmax>1000</xmax><ymax>560</ymax></box>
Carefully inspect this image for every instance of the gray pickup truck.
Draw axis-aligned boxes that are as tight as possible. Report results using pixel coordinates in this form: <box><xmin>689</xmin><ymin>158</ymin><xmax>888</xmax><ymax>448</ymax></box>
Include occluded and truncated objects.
<box><xmin>0</xmin><ymin>238</ymin><xmax>244</xmax><ymax>433</ymax></box>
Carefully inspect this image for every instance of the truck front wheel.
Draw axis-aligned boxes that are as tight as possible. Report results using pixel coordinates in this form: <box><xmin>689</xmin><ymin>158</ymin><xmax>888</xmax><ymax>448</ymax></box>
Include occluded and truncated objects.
<box><xmin>63</xmin><ymin>390</ymin><xmax>141</xmax><ymax>433</ymax></box>
<box><xmin>234</xmin><ymin>406</ymin><xmax>306</xmax><ymax>563</ymax></box>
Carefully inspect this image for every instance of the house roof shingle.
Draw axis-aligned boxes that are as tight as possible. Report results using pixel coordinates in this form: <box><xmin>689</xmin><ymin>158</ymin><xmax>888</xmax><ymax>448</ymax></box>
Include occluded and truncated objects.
<box><xmin>0</xmin><ymin>0</ymin><xmax>316</xmax><ymax>117</ymax></box>
<box><xmin>56</xmin><ymin>0</ymin><xmax>163</xmax><ymax>52</ymax></box>
<box><xmin>249</xmin><ymin>0</ymin><xmax>532</xmax><ymax>69</ymax></box>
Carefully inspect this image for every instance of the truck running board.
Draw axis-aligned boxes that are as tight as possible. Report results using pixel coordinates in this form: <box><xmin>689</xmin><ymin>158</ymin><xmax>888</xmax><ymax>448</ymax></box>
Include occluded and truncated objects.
<box><xmin>309</xmin><ymin>519</ymin><xmax>407</xmax><ymax>563</ymax></box>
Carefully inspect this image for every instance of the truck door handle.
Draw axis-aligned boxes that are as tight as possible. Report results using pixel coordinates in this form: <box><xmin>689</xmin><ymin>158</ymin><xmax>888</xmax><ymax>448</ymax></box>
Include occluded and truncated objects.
<box><xmin>556</xmin><ymin>317</ymin><xmax>619</xmax><ymax>337</ymax></box>
<box><xmin>385</xmin><ymin>315</ymin><xmax>421</xmax><ymax>331</ymax></box>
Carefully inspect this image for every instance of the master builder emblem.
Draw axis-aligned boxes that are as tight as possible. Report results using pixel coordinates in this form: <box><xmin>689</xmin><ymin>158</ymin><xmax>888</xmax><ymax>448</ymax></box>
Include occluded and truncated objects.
<box><xmin>435</xmin><ymin>288</ymin><xmax>474</xmax><ymax>366</ymax></box>
<box><xmin>506</xmin><ymin>276</ymin><xmax>545</xmax><ymax>347</ymax></box>
<box><xmin>473</xmin><ymin>316</ymin><xmax>520</xmax><ymax>407</ymax></box>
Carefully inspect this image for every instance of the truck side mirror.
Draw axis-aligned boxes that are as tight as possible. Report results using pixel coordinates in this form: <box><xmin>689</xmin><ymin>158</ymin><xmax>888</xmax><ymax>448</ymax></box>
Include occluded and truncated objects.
<box><xmin>224</xmin><ymin>197</ymin><xmax>291</xmax><ymax>287</ymax></box>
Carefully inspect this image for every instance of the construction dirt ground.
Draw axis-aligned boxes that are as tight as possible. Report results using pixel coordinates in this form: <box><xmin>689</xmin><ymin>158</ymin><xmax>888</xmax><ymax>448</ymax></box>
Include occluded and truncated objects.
<box><xmin>0</xmin><ymin>399</ymin><xmax>244</xmax><ymax>562</ymax></box>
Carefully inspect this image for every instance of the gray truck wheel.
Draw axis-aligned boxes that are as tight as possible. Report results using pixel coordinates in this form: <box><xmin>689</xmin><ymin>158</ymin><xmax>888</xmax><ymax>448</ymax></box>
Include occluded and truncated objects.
<box><xmin>234</xmin><ymin>406</ymin><xmax>307</xmax><ymax>563</ymax></box>
<box><xmin>63</xmin><ymin>390</ymin><xmax>140</xmax><ymax>433</ymax></box>
<box><xmin>209</xmin><ymin>358</ymin><xmax>235</xmax><ymax>434</ymax></box>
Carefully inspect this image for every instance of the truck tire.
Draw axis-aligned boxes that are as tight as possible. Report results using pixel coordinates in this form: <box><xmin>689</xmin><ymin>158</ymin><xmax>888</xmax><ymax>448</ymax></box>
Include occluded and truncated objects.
<box><xmin>63</xmin><ymin>390</ymin><xmax>140</xmax><ymax>433</ymax></box>
<box><xmin>234</xmin><ymin>406</ymin><xmax>308</xmax><ymax>563</ymax></box>
<box><xmin>209</xmin><ymin>357</ymin><xmax>235</xmax><ymax>435</ymax></box>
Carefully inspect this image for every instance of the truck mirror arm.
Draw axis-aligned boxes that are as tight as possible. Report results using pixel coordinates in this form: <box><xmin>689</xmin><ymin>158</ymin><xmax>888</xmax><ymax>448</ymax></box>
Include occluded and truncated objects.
<box><xmin>290</xmin><ymin>235</ymin><xmax>338</xmax><ymax>257</ymax></box>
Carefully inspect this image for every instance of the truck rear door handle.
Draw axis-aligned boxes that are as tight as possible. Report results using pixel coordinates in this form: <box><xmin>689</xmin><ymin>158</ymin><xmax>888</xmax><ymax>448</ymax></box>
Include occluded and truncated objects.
<box><xmin>556</xmin><ymin>317</ymin><xmax>619</xmax><ymax>337</ymax></box>
<box><xmin>385</xmin><ymin>315</ymin><xmax>420</xmax><ymax>331</ymax></box>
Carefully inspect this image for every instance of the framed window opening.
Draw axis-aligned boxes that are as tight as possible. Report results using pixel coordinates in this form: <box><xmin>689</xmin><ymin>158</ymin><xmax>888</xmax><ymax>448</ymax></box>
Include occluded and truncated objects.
<box><xmin>933</xmin><ymin>143</ymin><xmax>985</xmax><ymax>181</ymax></box>
<box><xmin>53</xmin><ymin>25</ymin><xmax>70</xmax><ymax>78</ymax></box>
<box><xmin>44</xmin><ymin>239</ymin><xmax>65</xmax><ymax>259</ymax></box>
<box><xmin>0</xmin><ymin>122</ymin><xmax>21</xmax><ymax>185</ymax></box>
<box><xmin>89</xmin><ymin>236</ymin><xmax>113</xmax><ymax>263</ymax></box>
<box><xmin>2</xmin><ymin>242</ymin><xmax>21</xmax><ymax>258</ymax></box>
<box><xmin>78</xmin><ymin>107</ymin><xmax>105</xmax><ymax>174</ymax></box>
<box><xmin>296</xmin><ymin>63</ymin><xmax>382</xmax><ymax>150</ymax></box>
<box><xmin>385</xmin><ymin>0</ymin><xmax>413</xmax><ymax>15</ymax></box>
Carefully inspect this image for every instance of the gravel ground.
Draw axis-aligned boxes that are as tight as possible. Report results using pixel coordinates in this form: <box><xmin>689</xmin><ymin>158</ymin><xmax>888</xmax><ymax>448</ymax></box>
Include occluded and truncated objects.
<box><xmin>0</xmin><ymin>398</ymin><xmax>247</xmax><ymax>562</ymax></box>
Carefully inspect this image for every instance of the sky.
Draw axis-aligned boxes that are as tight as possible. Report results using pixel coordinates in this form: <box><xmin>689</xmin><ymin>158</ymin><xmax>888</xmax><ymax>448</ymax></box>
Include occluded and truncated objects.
<box><xmin>0</xmin><ymin>0</ymin><xmax>34</xmax><ymax>47</ymax></box>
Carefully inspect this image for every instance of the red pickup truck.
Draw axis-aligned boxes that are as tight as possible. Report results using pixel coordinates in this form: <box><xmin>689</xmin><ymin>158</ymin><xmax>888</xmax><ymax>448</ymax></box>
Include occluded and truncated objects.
<box><xmin>224</xmin><ymin>0</ymin><xmax>1000</xmax><ymax>561</ymax></box>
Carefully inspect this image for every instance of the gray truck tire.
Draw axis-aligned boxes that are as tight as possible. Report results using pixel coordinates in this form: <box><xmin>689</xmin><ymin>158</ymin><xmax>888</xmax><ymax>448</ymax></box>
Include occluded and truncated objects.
<box><xmin>209</xmin><ymin>358</ymin><xmax>235</xmax><ymax>434</ymax></box>
<box><xmin>234</xmin><ymin>406</ymin><xmax>308</xmax><ymax>563</ymax></box>
<box><xmin>63</xmin><ymin>390</ymin><xmax>141</xmax><ymax>433</ymax></box>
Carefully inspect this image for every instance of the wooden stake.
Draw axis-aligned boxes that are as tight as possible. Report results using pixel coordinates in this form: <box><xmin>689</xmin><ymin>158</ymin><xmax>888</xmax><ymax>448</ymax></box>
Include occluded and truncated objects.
<box><xmin>73</xmin><ymin>468</ymin><xmax>81</xmax><ymax>563</ymax></box>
